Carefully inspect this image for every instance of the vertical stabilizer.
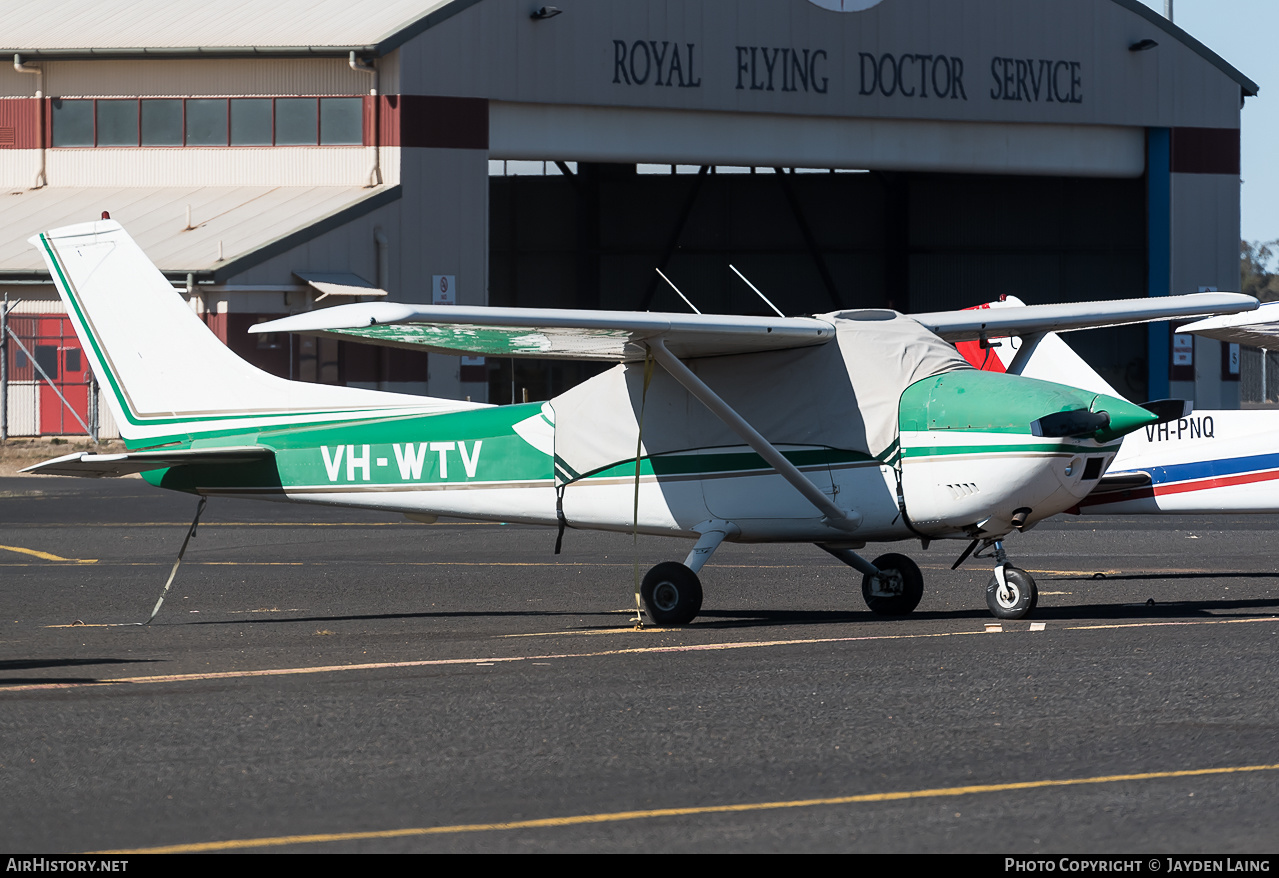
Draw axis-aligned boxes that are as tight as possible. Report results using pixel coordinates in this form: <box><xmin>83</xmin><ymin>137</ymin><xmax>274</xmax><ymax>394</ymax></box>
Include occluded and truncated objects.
<box><xmin>959</xmin><ymin>297</ymin><xmax>1122</xmax><ymax>398</ymax></box>
<box><xmin>31</xmin><ymin>220</ymin><xmax>475</xmax><ymax>446</ymax></box>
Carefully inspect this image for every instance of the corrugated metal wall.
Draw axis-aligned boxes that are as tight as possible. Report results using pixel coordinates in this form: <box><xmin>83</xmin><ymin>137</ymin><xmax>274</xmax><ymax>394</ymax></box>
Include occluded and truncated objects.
<box><xmin>27</xmin><ymin>59</ymin><xmax>372</xmax><ymax>99</ymax></box>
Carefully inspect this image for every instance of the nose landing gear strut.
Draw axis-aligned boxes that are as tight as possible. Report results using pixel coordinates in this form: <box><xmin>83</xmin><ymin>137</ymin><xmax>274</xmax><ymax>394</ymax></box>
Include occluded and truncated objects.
<box><xmin>954</xmin><ymin>537</ymin><xmax>1039</xmax><ymax>619</ymax></box>
<box><xmin>981</xmin><ymin>539</ymin><xmax>1038</xmax><ymax>619</ymax></box>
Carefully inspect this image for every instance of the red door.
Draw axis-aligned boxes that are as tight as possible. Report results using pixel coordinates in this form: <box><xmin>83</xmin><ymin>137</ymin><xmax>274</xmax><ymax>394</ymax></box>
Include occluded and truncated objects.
<box><xmin>35</xmin><ymin>316</ymin><xmax>90</xmax><ymax>435</ymax></box>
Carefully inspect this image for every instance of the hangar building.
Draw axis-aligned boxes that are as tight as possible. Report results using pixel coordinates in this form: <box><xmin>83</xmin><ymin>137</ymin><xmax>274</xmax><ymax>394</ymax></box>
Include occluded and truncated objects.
<box><xmin>0</xmin><ymin>0</ymin><xmax>1257</xmax><ymax>435</ymax></box>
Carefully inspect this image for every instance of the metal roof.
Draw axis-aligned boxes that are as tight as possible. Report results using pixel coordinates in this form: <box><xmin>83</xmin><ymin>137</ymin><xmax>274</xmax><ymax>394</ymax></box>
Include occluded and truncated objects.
<box><xmin>0</xmin><ymin>184</ymin><xmax>400</xmax><ymax>281</ymax></box>
<box><xmin>0</xmin><ymin>0</ymin><xmax>1257</xmax><ymax>95</ymax></box>
<box><xmin>0</xmin><ymin>0</ymin><xmax>476</xmax><ymax>58</ymax></box>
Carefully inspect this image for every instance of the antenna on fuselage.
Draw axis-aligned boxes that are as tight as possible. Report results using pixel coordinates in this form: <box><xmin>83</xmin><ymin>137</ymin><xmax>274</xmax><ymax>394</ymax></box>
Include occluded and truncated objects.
<box><xmin>654</xmin><ymin>268</ymin><xmax>702</xmax><ymax>314</ymax></box>
<box><xmin>729</xmin><ymin>264</ymin><xmax>786</xmax><ymax>318</ymax></box>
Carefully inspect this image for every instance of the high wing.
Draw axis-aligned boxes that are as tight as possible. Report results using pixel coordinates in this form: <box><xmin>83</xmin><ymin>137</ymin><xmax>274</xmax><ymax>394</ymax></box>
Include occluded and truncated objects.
<box><xmin>251</xmin><ymin>294</ymin><xmax>1257</xmax><ymax>361</ymax></box>
<box><xmin>911</xmin><ymin>292</ymin><xmax>1257</xmax><ymax>342</ymax></box>
<box><xmin>22</xmin><ymin>446</ymin><xmax>273</xmax><ymax>478</ymax></box>
<box><xmin>1177</xmin><ymin>301</ymin><xmax>1279</xmax><ymax>349</ymax></box>
<box><xmin>251</xmin><ymin>304</ymin><xmax>837</xmax><ymax>361</ymax></box>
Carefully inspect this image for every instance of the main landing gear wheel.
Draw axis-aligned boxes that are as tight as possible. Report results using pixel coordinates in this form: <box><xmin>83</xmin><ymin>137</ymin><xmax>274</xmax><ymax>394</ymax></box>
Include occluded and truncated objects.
<box><xmin>986</xmin><ymin>566</ymin><xmax>1037</xmax><ymax>620</ymax></box>
<box><xmin>641</xmin><ymin>561</ymin><xmax>703</xmax><ymax>626</ymax></box>
<box><xmin>861</xmin><ymin>553</ymin><xmax>924</xmax><ymax>616</ymax></box>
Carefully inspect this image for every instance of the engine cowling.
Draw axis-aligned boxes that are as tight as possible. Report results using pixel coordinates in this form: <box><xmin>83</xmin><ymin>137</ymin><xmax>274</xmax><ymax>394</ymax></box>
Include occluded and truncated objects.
<box><xmin>898</xmin><ymin>370</ymin><xmax>1157</xmax><ymax>537</ymax></box>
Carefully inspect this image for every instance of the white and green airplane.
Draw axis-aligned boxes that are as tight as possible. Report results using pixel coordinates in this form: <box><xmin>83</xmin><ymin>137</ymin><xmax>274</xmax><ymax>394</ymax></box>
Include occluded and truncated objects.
<box><xmin>24</xmin><ymin>219</ymin><xmax>1257</xmax><ymax>622</ymax></box>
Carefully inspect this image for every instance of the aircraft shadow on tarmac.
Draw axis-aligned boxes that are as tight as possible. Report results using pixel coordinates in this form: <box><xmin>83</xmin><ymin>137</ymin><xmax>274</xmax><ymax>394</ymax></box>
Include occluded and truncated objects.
<box><xmin>0</xmin><ymin>656</ymin><xmax>162</xmax><ymax>686</ymax></box>
<box><xmin>172</xmin><ymin>590</ymin><xmax>1279</xmax><ymax>631</ymax></box>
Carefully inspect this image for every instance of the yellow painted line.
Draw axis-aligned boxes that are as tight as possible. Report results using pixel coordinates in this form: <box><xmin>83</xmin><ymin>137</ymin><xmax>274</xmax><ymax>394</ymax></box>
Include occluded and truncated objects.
<box><xmin>93</xmin><ymin>762</ymin><xmax>1279</xmax><ymax>854</ymax></box>
<box><xmin>1066</xmin><ymin>616</ymin><xmax>1279</xmax><ymax>631</ymax></box>
<box><xmin>0</xmin><ymin>544</ymin><xmax>96</xmax><ymax>564</ymax></box>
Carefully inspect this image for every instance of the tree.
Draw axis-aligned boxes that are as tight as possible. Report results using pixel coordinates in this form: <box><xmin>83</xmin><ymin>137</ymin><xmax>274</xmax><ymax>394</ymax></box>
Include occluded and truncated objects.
<box><xmin>1241</xmin><ymin>239</ymin><xmax>1279</xmax><ymax>301</ymax></box>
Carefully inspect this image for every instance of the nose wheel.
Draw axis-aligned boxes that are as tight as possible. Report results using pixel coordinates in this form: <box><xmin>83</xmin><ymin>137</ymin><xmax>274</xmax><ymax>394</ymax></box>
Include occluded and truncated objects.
<box><xmin>980</xmin><ymin>539</ymin><xmax>1038</xmax><ymax>620</ymax></box>
<box><xmin>986</xmin><ymin>565</ymin><xmax>1037</xmax><ymax>619</ymax></box>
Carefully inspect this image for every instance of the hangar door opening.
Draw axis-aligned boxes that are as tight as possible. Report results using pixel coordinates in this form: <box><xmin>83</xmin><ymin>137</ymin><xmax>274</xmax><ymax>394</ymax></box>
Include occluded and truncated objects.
<box><xmin>488</xmin><ymin>161</ymin><xmax>1147</xmax><ymax>403</ymax></box>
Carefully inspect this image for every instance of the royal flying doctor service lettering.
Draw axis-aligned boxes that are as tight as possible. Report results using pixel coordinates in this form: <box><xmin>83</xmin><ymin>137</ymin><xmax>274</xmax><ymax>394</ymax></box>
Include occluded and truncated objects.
<box><xmin>608</xmin><ymin>39</ymin><xmax>1083</xmax><ymax>106</ymax></box>
<box><xmin>612</xmin><ymin>40</ymin><xmax>702</xmax><ymax>87</ymax></box>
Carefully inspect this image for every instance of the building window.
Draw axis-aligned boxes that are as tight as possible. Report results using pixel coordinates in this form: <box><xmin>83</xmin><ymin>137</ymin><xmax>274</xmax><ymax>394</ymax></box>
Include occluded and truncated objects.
<box><xmin>96</xmin><ymin>100</ymin><xmax>138</xmax><ymax>146</ymax></box>
<box><xmin>50</xmin><ymin>99</ymin><xmax>93</xmax><ymax>146</ymax></box>
<box><xmin>141</xmin><ymin>99</ymin><xmax>183</xmax><ymax>146</ymax></box>
<box><xmin>320</xmin><ymin>98</ymin><xmax>363</xmax><ymax>145</ymax></box>
<box><xmin>51</xmin><ymin>97</ymin><xmax>364</xmax><ymax>147</ymax></box>
<box><xmin>185</xmin><ymin>99</ymin><xmax>227</xmax><ymax>146</ymax></box>
<box><xmin>231</xmin><ymin>99</ymin><xmax>273</xmax><ymax>145</ymax></box>
<box><xmin>275</xmin><ymin>98</ymin><xmax>318</xmax><ymax>145</ymax></box>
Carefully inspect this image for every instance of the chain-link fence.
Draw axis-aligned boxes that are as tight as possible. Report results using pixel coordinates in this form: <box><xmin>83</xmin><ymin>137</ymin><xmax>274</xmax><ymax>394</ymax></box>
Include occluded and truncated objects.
<box><xmin>1</xmin><ymin>306</ymin><xmax>119</xmax><ymax>440</ymax></box>
<box><xmin>1239</xmin><ymin>346</ymin><xmax>1279</xmax><ymax>406</ymax></box>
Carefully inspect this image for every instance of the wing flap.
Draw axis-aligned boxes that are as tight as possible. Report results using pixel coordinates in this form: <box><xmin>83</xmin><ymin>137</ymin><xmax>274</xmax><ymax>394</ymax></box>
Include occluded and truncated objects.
<box><xmin>23</xmin><ymin>446</ymin><xmax>274</xmax><ymax>478</ymax></box>
<box><xmin>251</xmin><ymin>304</ymin><xmax>836</xmax><ymax>361</ymax></box>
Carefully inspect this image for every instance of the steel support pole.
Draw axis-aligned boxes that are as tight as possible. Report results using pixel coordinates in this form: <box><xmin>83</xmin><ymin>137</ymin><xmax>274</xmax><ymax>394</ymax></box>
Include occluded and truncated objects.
<box><xmin>0</xmin><ymin>295</ymin><xmax>8</xmax><ymax>443</ymax></box>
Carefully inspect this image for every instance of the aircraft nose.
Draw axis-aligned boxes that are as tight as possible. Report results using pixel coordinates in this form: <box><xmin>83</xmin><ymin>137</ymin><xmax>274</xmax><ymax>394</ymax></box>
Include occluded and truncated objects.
<box><xmin>1088</xmin><ymin>392</ymin><xmax>1160</xmax><ymax>442</ymax></box>
<box><xmin>1030</xmin><ymin>393</ymin><xmax>1158</xmax><ymax>443</ymax></box>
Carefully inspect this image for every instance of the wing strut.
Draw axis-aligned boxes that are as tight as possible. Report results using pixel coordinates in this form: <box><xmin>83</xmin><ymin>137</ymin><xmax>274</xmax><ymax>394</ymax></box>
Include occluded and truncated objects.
<box><xmin>646</xmin><ymin>339</ymin><xmax>860</xmax><ymax>532</ymax></box>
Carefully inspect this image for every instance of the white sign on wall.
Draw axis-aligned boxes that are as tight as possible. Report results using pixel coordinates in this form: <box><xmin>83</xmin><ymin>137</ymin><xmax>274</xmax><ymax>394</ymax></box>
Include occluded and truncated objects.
<box><xmin>1172</xmin><ymin>334</ymin><xmax>1194</xmax><ymax>367</ymax></box>
<box><xmin>433</xmin><ymin>275</ymin><xmax>456</xmax><ymax>306</ymax></box>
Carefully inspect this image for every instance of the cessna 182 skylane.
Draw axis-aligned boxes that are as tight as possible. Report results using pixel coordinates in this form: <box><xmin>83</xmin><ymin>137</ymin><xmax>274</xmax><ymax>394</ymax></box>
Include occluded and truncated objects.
<box><xmin>24</xmin><ymin>220</ymin><xmax>1258</xmax><ymax>622</ymax></box>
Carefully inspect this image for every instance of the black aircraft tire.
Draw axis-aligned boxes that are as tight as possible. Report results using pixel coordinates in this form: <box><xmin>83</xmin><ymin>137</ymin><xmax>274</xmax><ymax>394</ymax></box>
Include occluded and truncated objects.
<box><xmin>641</xmin><ymin>561</ymin><xmax>703</xmax><ymax>626</ymax></box>
<box><xmin>986</xmin><ymin>566</ymin><xmax>1037</xmax><ymax>620</ymax></box>
<box><xmin>861</xmin><ymin>553</ymin><xmax>924</xmax><ymax>615</ymax></box>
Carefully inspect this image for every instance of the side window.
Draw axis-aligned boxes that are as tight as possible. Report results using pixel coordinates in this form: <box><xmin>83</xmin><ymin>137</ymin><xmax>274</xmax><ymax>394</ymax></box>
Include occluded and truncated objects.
<box><xmin>96</xmin><ymin>101</ymin><xmax>138</xmax><ymax>146</ymax></box>
<box><xmin>275</xmin><ymin>98</ymin><xmax>318</xmax><ymax>145</ymax></box>
<box><xmin>320</xmin><ymin>98</ymin><xmax>363</xmax><ymax>145</ymax></box>
<box><xmin>51</xmin><ymin>99</ymin><xmax>94</xmax><ymax>147</ymax></box>
<box><xmin>34</xmin><ymin>345</ymin><xmax>59</xmax><ymax>380</ymax></box>
<box><xmin>185</xmin><ymin>99</ymin><xmax>227</xmax><ymax>146</ymax></box>
<box><xmin>231</xmin><ymin>99</ymin><xmax>273</xmax><ymax>145</ymax></box>
<box><xmin>51</xmin><ymin>96</ymin><xmax>364</xmax><ymax>148</ymax></box>
<box><xmin>141</xmin><ymin>100</ymin><xmax>183</xmax><ymax>146</ymax></box>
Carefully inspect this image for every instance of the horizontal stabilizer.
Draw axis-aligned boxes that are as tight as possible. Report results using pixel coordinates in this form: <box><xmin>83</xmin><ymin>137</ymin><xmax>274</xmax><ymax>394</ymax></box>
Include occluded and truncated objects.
<box><xmin>23</xmin><ymin>446</ymin><xmax>273</xmax><ymax>479</ymax></box>
<box><xmin>251</xmin><ymin>304</ymin><xmax>836</xmax><ymax>361</ymax></box>
<box><xmin>911</xmin><ymin>292</ymin><xmax>1257</xmax><ymax>342</ymax></box>
<box><xmin>1178</xmin><ymin>301</ymin><xmax>1279</xmax><ymax>350</ymax></box>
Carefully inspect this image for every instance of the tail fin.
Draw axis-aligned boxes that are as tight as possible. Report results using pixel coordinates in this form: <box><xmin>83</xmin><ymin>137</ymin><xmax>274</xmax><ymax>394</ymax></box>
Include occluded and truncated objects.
<box><xmin>957</xmin><ymin>296</ymin><xmax>1122</xmax><ymax>398</ymax></box>
<box><xmin>32</xmin><ymin>220</ymin><xmax>474</xmax><ymax>447</ymax></box>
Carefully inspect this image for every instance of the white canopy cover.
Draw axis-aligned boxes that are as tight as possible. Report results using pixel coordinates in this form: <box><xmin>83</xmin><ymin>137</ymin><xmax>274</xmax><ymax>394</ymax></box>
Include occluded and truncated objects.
<box><xmin>550</xmin><ymin>312</ymin><xmax>971</xmax><ymax>481</ymax></box>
